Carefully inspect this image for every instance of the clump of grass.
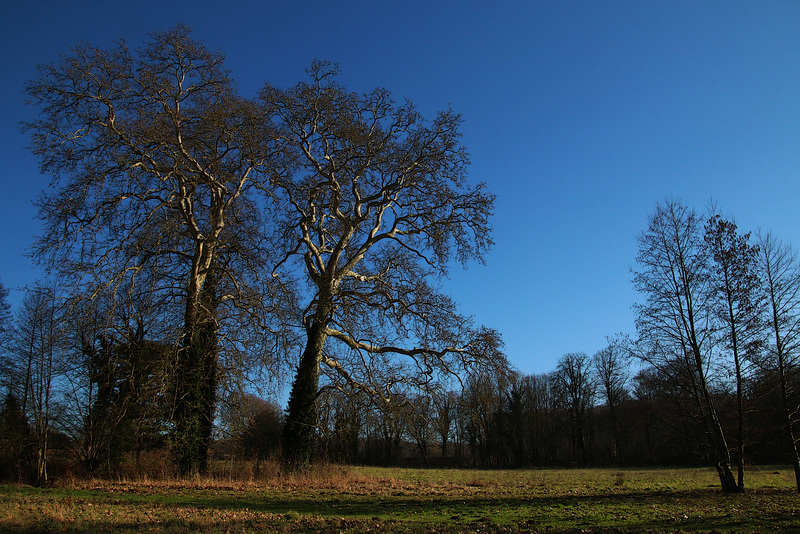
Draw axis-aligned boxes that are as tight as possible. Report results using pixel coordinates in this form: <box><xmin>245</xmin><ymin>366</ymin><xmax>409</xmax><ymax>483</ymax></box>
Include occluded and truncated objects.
<box><xmin>284</xmin><ymin>460</ymin><xmax>359</xmax><ymax>489</ymax></box>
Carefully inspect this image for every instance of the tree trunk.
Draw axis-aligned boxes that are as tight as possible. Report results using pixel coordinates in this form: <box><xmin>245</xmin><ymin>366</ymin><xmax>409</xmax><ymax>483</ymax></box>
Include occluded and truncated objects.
<box><xmin>735</xmin><ymin>354</ymin><xmax>745</xmax><ymax>492</ymax></box>
<box><xmin>283</xmin><ymin>317</ymin><xmax>327</xmax><ymax>471</ymax></box>
<box><xmin>609</xmin><ymin>401</ymin><xmax>622</xmax><ymax>465</ymax></box>
<box><xmin>700</xmin><ymin>381</ymin><xmax>739</xmax><ymax>493</ymax></box>
<box><xmin>683</xmin><ymin>332</ymin><xmax>739</xmax><ymax>493</ymax></box>
<box><xmin>700</xmin><ymin>380</ymin><xmax>739</xmax><ymax>493</ymax></box>
<box><xmin>789</xmin><ymin>423</ymin><xmax>800</xmax><ymax>493</ymax></box>
<box><xmin>725</xmin><ymin>282</ymin><xmax>746</xmax><ymax>493</ymax></box>
<box><xmin>778</xmin><ymin>355</ymin><xmax>800</xmax><ymax>492</ymax></box>
<box><xmin>173</xmin><ymin>266</ymin><xmax>219</xmax><ymax>477</ymax></box>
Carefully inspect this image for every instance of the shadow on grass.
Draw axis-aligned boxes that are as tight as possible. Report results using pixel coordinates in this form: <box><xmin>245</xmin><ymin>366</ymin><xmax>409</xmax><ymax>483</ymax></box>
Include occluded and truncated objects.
<box><xmin>3</xmin><ymin>485</ymin><xmax>800</xmax><ymax>533</ymax></box>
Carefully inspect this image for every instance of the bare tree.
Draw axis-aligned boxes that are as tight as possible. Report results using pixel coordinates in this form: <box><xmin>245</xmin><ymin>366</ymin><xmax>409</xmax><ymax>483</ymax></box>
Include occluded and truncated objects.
<box><xmin>316</xmin><ymin>387</ymin><xmax>364</xmax><ymax>463</ymax></box>
<box><xmin>58</xmin><ymin>306</ymin><xmax>171</xmax><ymax>475</ymax></box>
<box><xmin>405</xmin><ymin>392</ymin><xmax>434</xmax><ymax>465</ymax></box>
<box><xmin>0</xmin><ymin>275</ymin><xmax>15</xmax><ymax>400</ymax></box>
<box><xmin>461</xmin><ymin>370</ymin><xmax>508</xmax><ymax>466</ymax></box>
<box><xmin>704</xmin><ymin>214</ymin><xmax>763</xmax><ymax>491</ymax></box>
<box><xmin>371</xmin><ymin>400</ymin><xmax>406</xmax><ymax>465</ymax></box>
<box><xmin>10</xmin><ymin>286</ymin><xmax>66</xmax><ymax>484</ymax></box>
<box><xmin>630</xmin><ymin>367</ymin><xmax>661</xmax><ymax>463</ymax></box>
<box><xmin>593</xmin><ymin>341</ymin><xmax>629</xmax><ymax>465</ymax></box>
<box><xmin>518</xmin><ymin>373</ymin><xmax>560</xmax><ymax>465</ymax></box>
<box><xmin>496</xmin><ymin>371</ymin><xmax>529</xmax><ymax>467</ymax></box>
<box><xmin>554</xmin><ymin>352</ymin><xmax>595</xmax><ymax>465</ymax></box>
<box><xmin>756</xmin><ymin>231</ymin><xmax>800</xmax><ymax>492</ymax></box>
<box><xmin>262</xmin><ymin>61</ymin><xmax>503</xmax><ymax>470</ymax></box>
<box><xmin>451</xmin><ymin>392</ymin><xmax>471</xmax><ymax>463</ymax></box>
<box><xmin>632</xmin><ymin>199</ymin><xmax>738</xmax><ymax>492</ymax></box>
<box><xmin>218</xmin><ymin>393</ymin><xmax>282</xmax><ymax>472</ymax></box>
<box><xmin>432</xmin><ymin>389</ymin><xmax>457</xmax><ymax>462</ymax></box>
<box><xmin>24</xmin><ymin>26</ymin><xmax>287</xmax><ymax>476</ymax></box>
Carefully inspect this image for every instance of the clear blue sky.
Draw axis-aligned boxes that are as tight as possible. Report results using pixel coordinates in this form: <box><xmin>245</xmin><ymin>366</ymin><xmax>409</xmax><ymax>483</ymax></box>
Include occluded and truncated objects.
<box><xmin>2</xmin><ymin>1</ymin><xmax>799</xmax><ymax>376</ymax></box>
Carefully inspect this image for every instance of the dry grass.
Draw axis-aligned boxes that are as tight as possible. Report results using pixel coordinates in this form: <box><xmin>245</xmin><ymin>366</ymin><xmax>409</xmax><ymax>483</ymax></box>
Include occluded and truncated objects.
<box><xmin>2</xmin><ymin>465</ymin><xmax>800</xmax><ymax>532</ymax></box>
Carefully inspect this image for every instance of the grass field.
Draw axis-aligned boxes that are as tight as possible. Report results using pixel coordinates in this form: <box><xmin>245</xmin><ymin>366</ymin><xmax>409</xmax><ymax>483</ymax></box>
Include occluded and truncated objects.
<box><xmin>2</xmin><ymin>465</ymin><xmax>799</xmax><ymax>532</ymax></box>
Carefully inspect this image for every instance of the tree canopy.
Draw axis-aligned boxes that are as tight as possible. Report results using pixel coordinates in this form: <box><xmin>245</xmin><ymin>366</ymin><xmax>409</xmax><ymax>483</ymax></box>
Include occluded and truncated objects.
<box><xmin>262</xmin><ymin>61</ymin><xmax>504</xmax><ymax>469</ymax></box>
<box><xmin>24</xmin><ymin>26</ymin><xmax>291</xmax><ymax>475</ymax></box>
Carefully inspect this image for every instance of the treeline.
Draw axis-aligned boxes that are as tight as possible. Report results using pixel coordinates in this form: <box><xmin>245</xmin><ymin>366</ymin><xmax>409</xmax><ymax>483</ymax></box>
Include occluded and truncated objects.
<box><xmin>312</xmin><ymin>347</ymin><xmax>796</xmax><ymax>471</ymax></box>
<box><xmin>0</xmin><ymin>318</ymin><xmax>795</xmax><ymax>483</ymax></box>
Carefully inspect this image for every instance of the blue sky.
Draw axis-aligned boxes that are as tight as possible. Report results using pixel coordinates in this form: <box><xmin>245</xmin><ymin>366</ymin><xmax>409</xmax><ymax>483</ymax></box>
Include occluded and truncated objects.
<box><xmin>2</xmin><ymin>1</ymin><xmax>799</xmax><ymax>376</ymax></box>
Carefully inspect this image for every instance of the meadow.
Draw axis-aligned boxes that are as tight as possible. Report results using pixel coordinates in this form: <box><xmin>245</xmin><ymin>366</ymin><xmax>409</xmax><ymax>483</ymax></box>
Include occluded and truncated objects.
<box><xmin>2</xmin><ymin>465</ymin><xmax>799</xmax><ymax>533</ymax></box>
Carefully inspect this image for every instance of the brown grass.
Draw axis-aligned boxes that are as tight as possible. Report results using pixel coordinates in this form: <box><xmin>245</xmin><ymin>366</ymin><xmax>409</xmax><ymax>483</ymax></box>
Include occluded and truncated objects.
<box><xmin>2</xmin><ymin>465</ymin><xmax>800</xmax><ymax>533</ymax></box>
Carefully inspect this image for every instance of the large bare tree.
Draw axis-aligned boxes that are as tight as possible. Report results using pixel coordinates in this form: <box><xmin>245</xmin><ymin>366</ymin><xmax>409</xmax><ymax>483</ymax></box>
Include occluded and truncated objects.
<box><xmin>632</xmin><ymin>199</ymin><xmax>739</xmax><ymax>492</ymax></box>
<box><xmin>261</xmin><ymin>62</ymin><xmax>503</xmax><ymax>469</ymax></box>
<box><xmin>24</xmin><ymin>26</ymin><xmax>286</xmax><ymax>476</ymax></box>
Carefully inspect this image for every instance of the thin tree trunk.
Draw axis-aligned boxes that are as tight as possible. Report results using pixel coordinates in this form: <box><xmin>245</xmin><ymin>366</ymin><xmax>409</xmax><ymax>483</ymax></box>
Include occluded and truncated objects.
<box><xmin>698</xmin><ymin>372</ymin><xmax>739</xmax><ymax>492</ymax></box>
<box><xmin>686</xmin><ymin>340</ymin><xmax>739</xmax><ymax>493</ymax></box>
<box><xmin>679</xmin><ymin>291</ymin><xmax>738</xmax><ymax>493</ymax></box>
<box><xmin>700</xmin><ymin>384</ymin><xmax>738</xmax><ymax>492</ymax></box>
<box><xmin>734</xmin><ymin>354</ymin><xmax>745</xmax><ymax>492</ymax></box>
<box><xmin>36</xmin><ymin>305</ymin><xmax>56</xmax><ymax>486</ymax></box>
<box><xmin>724</xmin><ymin>270</ymin><xmax>746</xmax><ymax>492</ymax></box>
<box><xmin>778</xmin><ymin>353</ymin><xmax>800</xmax><ymax>492</ymax></box>
<box><xmin>608</xmin><ymin>395</ymin><xmax>622</xmax><ymax>465</ymax></box>
<box><xmin>767</xmin><ymin>278</ymin><xmax>800</xmax><ymax>493</ymax></box>
<box><xmin>721</xmin><ymin>290</ymin><xmax>746</xmax><ymax>492</ymax></box>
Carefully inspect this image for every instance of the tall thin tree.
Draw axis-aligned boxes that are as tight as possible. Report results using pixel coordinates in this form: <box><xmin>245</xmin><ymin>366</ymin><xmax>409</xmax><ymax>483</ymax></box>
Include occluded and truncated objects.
<box><xmin>756</xmin><ymin>231</ymin><xmax>800</xmax><ymax>492</ymax></box>
<box><xmin>555</xmin><ymin>352</ymin><xmax>595</xmax><ymax>465</ymax></box>
<box><xmin>704</xmin><ymin>214</ymin><xmax>763</xmax><ymax>492</ymax></box>
<box><xmin>632</xmin><ymin>199</ymin><xmax>738</xmax><ymax>492</ymax></box>
<box><xmin>593</xmin><ymin>342</ymin><xmax>629</xmax><ymax>465</ymax></box>
<box><xmin>11</xmin><ymin>286</ymin><xmax>64</xmax><ymax>484</ymax></box>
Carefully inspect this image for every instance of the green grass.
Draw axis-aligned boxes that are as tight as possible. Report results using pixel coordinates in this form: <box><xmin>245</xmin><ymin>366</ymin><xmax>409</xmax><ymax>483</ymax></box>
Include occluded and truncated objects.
<box><xmin>2</xmin><ymin>466</ymin><xmax>799</xmax><ymax>532</ymax></box>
